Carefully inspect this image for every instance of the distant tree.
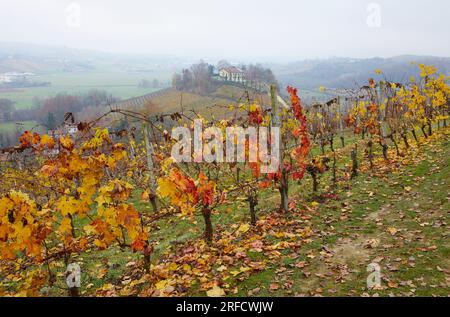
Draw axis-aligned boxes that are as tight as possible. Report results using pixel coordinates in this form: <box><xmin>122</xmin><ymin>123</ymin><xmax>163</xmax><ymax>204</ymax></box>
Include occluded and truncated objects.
<box><xmin>0</xmin><ymin>130</ymin><xmax>19</xmax><ymax>147</ymax></box>
<box><xmin>182</xmin><ymin>69</ymin><xmax>194</xmax><ymax>91</ymax></box>
<box><xmin>152</xmin><ymin>78</ymin><xmax>160</xmax><ymax>88</ymax></box>
<box><xmin>172</xmin><ymin>73</ymin><xmax>183</xmax><ymax>90</ymax></box>
<box><xmin>139</xmin><ymin>79</ymin><xmax>151</xmax><ymax>88</ymax></box>
<box><xmin>0</xmin><ymin>99</ymin><xmax>15</xmax><ymax>113</ymax></box>
<box><xmin>208</xmin><ymin>65</ymin><xmax>215</xmax><ymax>76</ymax></box>
<box><xmin>47</xmin><ymin>112</ymin><xmax>57</xmax><ymax>130</ymax></box>
<box><xmin>32</xmin><ymin>96</ymin><xmax>43</xmax><ymax>109</ymax></box>
<box><xmin>0</xmin><ymin>131</ymin><xmax>5</xmax><ymax>147</ymax></box>
<box><xmin>81</xmin><ymin>90</ymin><xmax>118</xmax><ymax>108</ymax></box>
<box><xmin>12</xmin><ymin>108</ymin><xmax>39</xmax><ymax>122</ymax></box>
<box><xmin>217</xmin><ymin>60</ymin><xmax>231</xmax><ymax>70</ymax></box>
<box><xmin>37</xmin><ymin>90</ymin><xmax>119</xmax><ymax>126</ymax></box>
<box><xmin>244</xmin><ymin>64</ymin><xmax>278</xmax><ymax>86</ymax></box>
<box><xmin>172</xmin><ymin>61</ymin><xmax>220</xmax><ymax>93</ymax></box>
<box><xmin>190</xmin><ymin>60</ymin><xmax>213</xmax><ymax>94</ymax></box>
<box><xmin>38</xmin><ymin>94</ymin><xmax>79</xmax><ymax>125</ymax></box>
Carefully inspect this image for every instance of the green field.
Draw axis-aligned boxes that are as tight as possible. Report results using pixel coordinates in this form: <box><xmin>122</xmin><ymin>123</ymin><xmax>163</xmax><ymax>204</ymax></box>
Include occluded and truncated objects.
<box><xmin>0</xmin><ymin>120</ymin><xmax>41</xmax><ymax>133</ymax></box>
<box><xmin>0</xmin><ymin>70</ymin><xmax>173</xmax><ymax>109</ymax></box>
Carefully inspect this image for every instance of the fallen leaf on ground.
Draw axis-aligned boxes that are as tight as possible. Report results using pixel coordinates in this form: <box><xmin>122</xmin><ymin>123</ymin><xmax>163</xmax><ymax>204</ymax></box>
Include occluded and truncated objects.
<box><xmin>206</xmin><ymin>285</ymin><xmax>225</xmax><ymax>297</ymax></box>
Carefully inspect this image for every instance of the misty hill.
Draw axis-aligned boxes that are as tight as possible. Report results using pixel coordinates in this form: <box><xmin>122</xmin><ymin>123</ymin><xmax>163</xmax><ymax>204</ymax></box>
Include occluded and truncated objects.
<box><xmin>0</xmin><ymin>42</ymin><xmax>184</xmax><ymax>74</ymax></box>
<box><xmin>2</xmin><ymin>42</ymin><xmax>450</xmax><ymax>93</ymax></box>
<box><xmin>272</xmin><ymin>56</ymin><xmax>450</xmax><ymax>90</ymax></box>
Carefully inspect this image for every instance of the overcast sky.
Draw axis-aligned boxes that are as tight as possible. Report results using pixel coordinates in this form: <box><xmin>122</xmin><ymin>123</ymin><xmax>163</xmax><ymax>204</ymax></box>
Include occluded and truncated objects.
<box><xmin>1</xmin><ymin>0</ymin><xmax>449</xmax><ymax>61</ymax></box>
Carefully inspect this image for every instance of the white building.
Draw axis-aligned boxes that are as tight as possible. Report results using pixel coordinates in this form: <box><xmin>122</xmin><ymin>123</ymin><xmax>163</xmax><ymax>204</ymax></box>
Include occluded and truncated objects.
<box><xmin>0</xmin><ymin>74</ymin><xmax>12</xmax><ymax>83</ymax></box>
<box><xmin>0</xmin><ymin>72</ymin><xmax>35</xmax><ymax>83</ymax></box>
<box><xmin>218</xmin><ymin>66</ymin><xmax>245</xmax><ymax>83</ymax></box>
<box><xmin>50</xmin><ymin>113</ymin><xmax>78</xmax><ymax>137</ymax></box>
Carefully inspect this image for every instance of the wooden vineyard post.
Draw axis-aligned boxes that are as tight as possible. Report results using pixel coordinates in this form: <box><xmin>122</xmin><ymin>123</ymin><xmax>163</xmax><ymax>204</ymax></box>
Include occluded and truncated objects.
<box><xmin>127</xmin><ymin>127</ymin><xmax>136</xmax><ymax>161</ymax></box>
<box><xmin>338</xmin><ymin>96</ymin><xmax>345</xmax><ymax>148</ymax></box>
<box><xmin>351</xmin><ymin>145</ymin><xmax>358</xmax><ymax>179</ymax></box>
<box><xmin>270</xmin><ymin>85</ymin><xmax>279</xmax><ymax>127</ymax></box>
<box><xmin>271</xmin><ymin>85</ymin><xmax>288</xmax><ymax>213</ymax></box>
<box><xmin>143</xmin><ymin>122</ymin><xmax>158</xmax><ymax>212</ymax></box>
<box><xmin>380</xmin><ymin>122</ymin><xmax>390</xmax><ymax>160</ymax></box>
<box><xmin>332</xmin><ymin>152</ymin><xmax>337</xmax><ymax>187</ymax></box>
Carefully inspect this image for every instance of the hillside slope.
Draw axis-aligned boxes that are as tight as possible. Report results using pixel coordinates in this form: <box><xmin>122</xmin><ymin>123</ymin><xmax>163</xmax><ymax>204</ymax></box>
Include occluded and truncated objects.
<box><xmin>273</xmin><ymin>56</ymin><xmax>450</xmax><ymax>90</ymax></box>
<box><xmin>133</xmin><ymin>85</ymin><xmax>272</xmax><ymax>118</ymax></box>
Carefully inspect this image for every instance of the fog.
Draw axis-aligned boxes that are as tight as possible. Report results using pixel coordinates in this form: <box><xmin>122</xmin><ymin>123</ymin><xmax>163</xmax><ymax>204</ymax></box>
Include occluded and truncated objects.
<box><xmin>1</xmin><ymin>0</ymin><xmax>449</xmax><ymax>61</ymax></box>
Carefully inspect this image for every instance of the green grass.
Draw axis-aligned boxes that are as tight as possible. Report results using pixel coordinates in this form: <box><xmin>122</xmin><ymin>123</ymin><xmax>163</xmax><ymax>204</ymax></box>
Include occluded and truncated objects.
<box><xmin>0</xmin><ymin>120</ymin><xmax>41</xmax><ymax>133</ymax></box>
<box><xmin>0</xmin><ymin>71</ymin><xmax>172</xmax><ymax>109</ymax></box>
<box><xmin>232</xmin><ymin>132</ymin><xmax>450</xmax><ymax>297</ymax></box>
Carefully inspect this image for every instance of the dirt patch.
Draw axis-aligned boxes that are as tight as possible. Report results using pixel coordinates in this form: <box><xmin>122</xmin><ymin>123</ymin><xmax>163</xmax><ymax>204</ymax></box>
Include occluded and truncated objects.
<box><xmin>366</xmin><ymin>209</ymin><xmax>384</xmax><ymax>221</ymax></box>
<box><xmin>329</xmin><ymin>237</ymin><xmax>371</xmax><ymax>265</ymax></box>
<box><xmin>366</xmin><ymin>204</ymin><xmax>397</xmax><ymax>222</ymax></box>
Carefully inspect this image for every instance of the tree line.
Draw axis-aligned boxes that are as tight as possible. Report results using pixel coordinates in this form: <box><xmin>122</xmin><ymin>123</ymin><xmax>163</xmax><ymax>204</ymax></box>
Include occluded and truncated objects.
<box><xmin>0</xmin><ymin>91</ymin><xmax>119</xmax><ymax>147</ymax></box>
<box><xmin>172</xmin><ymin>60</ymin><xmax>278</xmax><ymax>94</ymax></box>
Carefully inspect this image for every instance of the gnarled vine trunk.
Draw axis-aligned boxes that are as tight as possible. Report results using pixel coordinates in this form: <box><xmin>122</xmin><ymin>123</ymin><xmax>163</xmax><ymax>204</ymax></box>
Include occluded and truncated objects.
<box><xmin>389</xmin><ymin>134</ymin><xmax>400</xmax><ymax>156</ymax></box>
<box><xmin>248</xmin><ymin>194</ymin><xmax>258</xmax><ymax>226</ymax></box>
<box><xmin>381</xmin><ymin>141</ymin><xmax>388</xmax><ymax>160</ymax></box>
<box><xmin>279</xmin><ymin>169</ymin><xmax>289</xmax><ymax>213</ymax></box>
<box><xmin>332</xmin><ymin>154</ymin><xmax>337</xmax><ymax>187</ymax></box>
<box><xmin>401</xmin><ymin>132</ymin><xmax>410</xmax><ymax>149</ymax></box>
<box><xmin>351</xmin><ymin>146</ymin><xmax>358</xmax><ymax>179</ymax></box>
<box><xmin>367</xmin><ymin>140</ymin><xmax>374</xmax><ymax>169</ymax></box>
<box><xmin>329</xmin><ymin>135</ymin><xmax>334</xmax><ymax>152</ymax></box>
<box><xmin>202</xmin><ymin>207</ymin><xmax>213</xmax><ymax>244</ymax></box>
<box><xmin>411</xmin><ymin>129</ymin><xmax>419</xmax><ymax>145</ymax></box>
<box><xmin>143</xmin><ymin>123</ymin><xmax>158</xmax><ymax>213</ymax></box>
<box><xmin>421</xmin><ymin>125</ymin><xmax>428</xmax><ymax>138</ymax></box>
<box><xmin>147</xmin><ymin>193</ymin><xmax>158</xmax><ymax>213</ymax></box>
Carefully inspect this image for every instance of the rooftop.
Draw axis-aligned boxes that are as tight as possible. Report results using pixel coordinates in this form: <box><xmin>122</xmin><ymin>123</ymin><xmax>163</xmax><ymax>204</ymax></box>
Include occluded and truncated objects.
<box><xmin>220</xmin><ymin>66</ymin><xmax>244</xmax><ymax>74</ymax></box>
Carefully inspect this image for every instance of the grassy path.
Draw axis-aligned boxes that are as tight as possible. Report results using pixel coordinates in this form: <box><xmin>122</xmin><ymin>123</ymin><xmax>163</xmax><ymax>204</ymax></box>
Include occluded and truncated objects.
<box><xmin>235</xmin><ymin>129</ymin><xmax>449</xmax><ymax>297</ymax></box>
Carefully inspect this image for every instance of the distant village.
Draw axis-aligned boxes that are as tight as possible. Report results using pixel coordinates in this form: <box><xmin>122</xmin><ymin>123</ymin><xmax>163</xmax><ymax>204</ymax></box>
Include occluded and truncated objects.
<box><xmin>0</xmin><ymin>71</ymin><xmax>50</xmax><ymax>88</ymax></box>
<box><xmin>0</xmin><ymin>71</ymin><xmax>35</xmax><ymax>83</ymax></box>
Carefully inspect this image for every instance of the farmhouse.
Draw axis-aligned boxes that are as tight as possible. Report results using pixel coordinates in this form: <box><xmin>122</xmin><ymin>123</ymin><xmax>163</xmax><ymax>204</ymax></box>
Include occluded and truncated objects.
<box><xmin>218</xmin><ymin>66</ymin><xmax>245</xmax><ymax>83</ymax></box>
<box><xmin>48</xmin><ymin>113</ymin><xmax>78</xmax><ymax>139</ymax></box>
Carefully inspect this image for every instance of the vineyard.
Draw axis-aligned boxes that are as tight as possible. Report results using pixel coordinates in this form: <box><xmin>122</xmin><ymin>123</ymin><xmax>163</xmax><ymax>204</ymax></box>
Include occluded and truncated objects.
<box><xmin>0</xmin><ymin>64</ymin><xmax>449</xmax><ymax>297</ymax></box>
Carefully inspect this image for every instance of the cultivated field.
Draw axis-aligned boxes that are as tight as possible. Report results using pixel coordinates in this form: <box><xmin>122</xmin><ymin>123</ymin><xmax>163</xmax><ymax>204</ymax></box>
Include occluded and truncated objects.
<box><xmin>0</xmin><ymin>70</ymin><xmax>173</xmax><ymax>109</ymax></box>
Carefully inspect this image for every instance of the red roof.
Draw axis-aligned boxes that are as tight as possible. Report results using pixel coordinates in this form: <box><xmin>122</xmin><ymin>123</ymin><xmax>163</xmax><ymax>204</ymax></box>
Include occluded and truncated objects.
<box><xmin>220</xmin><ymin>66</ymin><xmax>244</xmax><ymax>74</ymax></box>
